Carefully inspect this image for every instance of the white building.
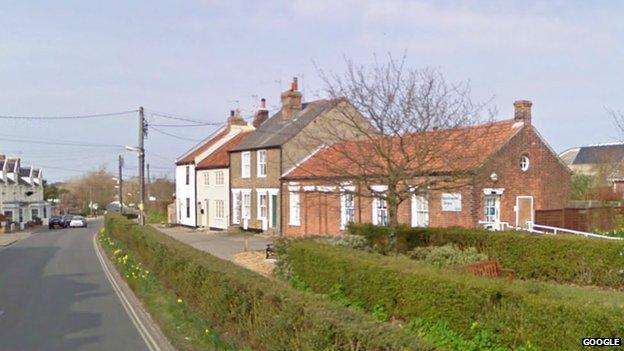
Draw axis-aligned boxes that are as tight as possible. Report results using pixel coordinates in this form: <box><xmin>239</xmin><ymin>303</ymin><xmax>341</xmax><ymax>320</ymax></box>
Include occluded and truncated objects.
<box><xmin>174</xmin><ymin>110</ymin><xmax>255</xmax><ymax>228</ymax></box>
<box><xmin>0</xmin><ymin>156</ymin><xmax>51</xmax><ymax>226</ymax></box>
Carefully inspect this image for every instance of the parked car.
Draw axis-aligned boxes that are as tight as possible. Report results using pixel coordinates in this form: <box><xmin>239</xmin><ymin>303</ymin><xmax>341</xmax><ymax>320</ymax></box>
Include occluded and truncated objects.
<box><xmin>61</xmin><ymin>215</ymin><xmax>74</xmax><ymax>228</ymax></box>
<box><xmin>48</xmin><ymin>216</ymin><xmax>64</xmax><ymax>229</ymax></box>
<box><xmin>69</xmin><ymin>216</ymin><xmax>87</xmax><ymax>228</ymax></box>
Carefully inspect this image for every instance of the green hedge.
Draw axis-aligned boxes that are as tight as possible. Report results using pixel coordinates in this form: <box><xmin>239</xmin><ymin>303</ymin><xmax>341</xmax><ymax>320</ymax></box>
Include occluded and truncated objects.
<box><xmin>348</xmin><ymin>223</ymin><xmax>624</xmax><ymax>289</ymax></box>
<box><xmin>283</xmin><ymin>240</ymin><xmax>624</xmax><ymax>350</ymax></box>
<box><xmin>104</xmin><ymin>215</ymin><xmax>434</xmax><ymax>351</ymax></box>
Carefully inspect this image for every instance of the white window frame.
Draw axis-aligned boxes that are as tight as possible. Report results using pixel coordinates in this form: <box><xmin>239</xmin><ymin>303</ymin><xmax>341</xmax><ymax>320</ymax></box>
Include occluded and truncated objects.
<box><xmin>372</xmin><ymin>197</ymin><xmax>388</xmax><ymax>226</ymax></box>
<box><xmin>257</xmin><ymin>149</ymin><xmax>267</xmax><ymax>178</ymax></box>
<box><xmin>258</xmin><ymin>193</ymin><xmax>268</xmax><ymax>219</ymax></box>
<box><xmin>411</xmin><ymin>193</ymin><xmax>429</xmax><ymax>227</ymax></box>
<box><xmin>185</xmin><ymin>166</ymin><xmax>190</xmax><ymax>185</ymax></box>
<box><xmin>484</xmin><ymin>194</ymin><xmax>501</xmax><ymax>223</ymax></box>
<box><xmin>242</xmin><ymin>192</ymin><xmax>251</xmax><ymax>219</ymax></box>
<box><xmin>289</xmin><ymin>191</ymin><xmax>300</xmax><ymax>226</ymax></box>
<box><xmin>340</xmin><ymin>186</ymin><xmax>356</xmax><ymax>230</ymax></box>
<box><xmin>520</xmin><ymin>155</ymin><xmax>530</xmax><ymax>172</ymax></box>
<box><xmin>215</xmin><ymin>200</ymin><xmax>224</xmax><ymax>219</ymax></box>
<box><xmin>215</xmin><ymin>170</ymin><xmax>224</xmax><ymax>185</ymax></box>
<box><xmin>203</xmin><ymin>172</ymin><xmax>209</xmax><ymax>185</ymax></box>
<box><xmin>241</xmin><ymin>151</ymin><xmax>251</xmax><ymax>178</ymax></box>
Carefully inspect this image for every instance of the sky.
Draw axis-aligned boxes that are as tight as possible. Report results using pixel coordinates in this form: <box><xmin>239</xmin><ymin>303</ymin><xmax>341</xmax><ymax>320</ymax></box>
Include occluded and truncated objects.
<box><xmin>1</xmin><ymin>0</ymin><xmax>623</xmax><ymax>182</ymax></box>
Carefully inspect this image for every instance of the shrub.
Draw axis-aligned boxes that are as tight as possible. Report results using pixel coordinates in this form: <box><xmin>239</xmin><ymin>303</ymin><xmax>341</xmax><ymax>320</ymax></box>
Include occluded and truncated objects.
<box><xmin>409</xmin><ymin>244</ymin><xmax>488</xmax><ymax>268</ymax></box>
<box><xmin>104</xmin><ymin>215</ymin><xmax>434</xmax><ymax>351</ymax></box>
<box><xmin>281</xmin><ymin>240</ymin><xmax>624</xmax><ymax>350</ymax></box>
<box><xmin>315</xmin><ymin>234</ymin><xmax>370</xmax><ymax>250</ymax></box>
<box><xmin>348</xmin><ymin>223</ymin><xmax>624</xmax><ymax>289</ymax></box>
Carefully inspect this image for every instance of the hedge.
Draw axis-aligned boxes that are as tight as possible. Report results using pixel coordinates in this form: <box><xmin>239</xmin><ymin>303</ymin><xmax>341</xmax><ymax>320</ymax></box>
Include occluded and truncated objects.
<box><xmin>282</xmin><ymin>240</ymin><xmax>624</xmax><ymax>350</ymax></box>
<box><xmin>348</xmin><ymin>223</ymin><xmax>624</xmax><ymax>289</ymax></box>
<box><xmin>104</xmin><ymin>215</ymin><xmax>435</xmax><ymax>351</ymax></box>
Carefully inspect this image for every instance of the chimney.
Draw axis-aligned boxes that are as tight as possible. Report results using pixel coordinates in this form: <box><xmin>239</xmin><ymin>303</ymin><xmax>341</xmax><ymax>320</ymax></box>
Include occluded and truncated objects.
<box><xmin>253</xmin><ymin>98</ymin><xmax>269</xmax><ymax>128</ymax></box>
<box><xmin>281</xmin><ymin>77</ymin><xmax>302</xmax><ymax>119</ymax></box>
<box><xmin>227</xmin><ymin>109</ymin><xmax>246</xmax><ymax>127</ymax></box>
<box><xmin>513</xmin><ymin>100</ymin><xmax>532</xmax><ymax>125</ymax></box>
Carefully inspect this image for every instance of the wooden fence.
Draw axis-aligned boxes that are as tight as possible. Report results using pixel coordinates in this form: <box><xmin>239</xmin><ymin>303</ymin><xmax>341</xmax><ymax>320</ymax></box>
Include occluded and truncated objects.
<box><xmin>535</xmin><ymin>207</ymin><xmax>624</xmax><ymax>232</ymax></box>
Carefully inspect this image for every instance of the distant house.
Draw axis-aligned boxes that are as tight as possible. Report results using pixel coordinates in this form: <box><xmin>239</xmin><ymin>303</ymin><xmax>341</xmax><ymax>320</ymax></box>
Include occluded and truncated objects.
<box><xmin>0</xmin><ymin>155</ymin><xmax>51</xmax><ymax>226</ymax></box>
<box><xmin>560</xmin><ymin>143</ymin><xmax>624</xmax><ymax>194</ymax></box>
<box><xmin>174</xmin><ymin>110</ymin><xmax>255</xmax><ymax>227</ymax></box>
<box><xmin>228</xmin><ymin>78</ymin><xmax>369</xmax><ymax>233</ymax></box>
<box><xmin>281</xmin><ymin>100</ymin><xmax>571</xmax><ymax>235</ymax></box>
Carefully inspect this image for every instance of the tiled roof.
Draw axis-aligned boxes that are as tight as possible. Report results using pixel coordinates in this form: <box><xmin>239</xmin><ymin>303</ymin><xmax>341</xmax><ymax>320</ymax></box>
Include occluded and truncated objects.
<box><xmin>562</xmin><ymin>143</ymin><xmax>624</xmax><ymax>165</ymax></box>
<box><xmin>230</xmin><ymin>99</ymin><xmax>334</xmax><ymax>151</ymax></box>
<box><xmin>196</xmin><ymin>131</ymin><xmax>253</xmax><ymax>170</ymax></box>
<box><xmin>283</xmin><ymin>119</ymin><xmax>522</xmax><ymax>179</ymax></box>
<box><xmin>175</xmin><ymin>128</ymin><xmax>230</xmax><ymax>165</ymax></box>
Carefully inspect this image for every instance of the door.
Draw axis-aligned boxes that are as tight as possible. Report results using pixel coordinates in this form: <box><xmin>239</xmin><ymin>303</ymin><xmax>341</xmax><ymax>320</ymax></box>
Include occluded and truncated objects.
<box><xmin>516</xmin><ymin>196</ymin><xmax>534</xmax><ymax>228</ymax></box>
<box><xmin>204</xmin><ymin>199</ymin><xmax>210</xmax><ymax>228</ymax></box>
<box><xmin>271</xmin><ymin>195</ymin><xmax>278</xmax><ymax>228</ymax></box>
<box><xmin>483</xmin><ymin>195</ymin><xmax>500</xmax><ymax>223</ymax></box>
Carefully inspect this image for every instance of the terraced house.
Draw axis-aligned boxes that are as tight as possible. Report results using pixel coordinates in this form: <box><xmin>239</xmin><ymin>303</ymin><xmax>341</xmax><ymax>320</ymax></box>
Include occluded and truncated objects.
<box><xmin>0</xmin><ymin>155</ymin><xmax>51</xmax><ymax>226</ymax></box>
<box><xmin>175</xmin><ymin>110</ymin><xmax>255</xmax><ymax>228</ymax></box>
<box><xmin>228</xmin><ymin>78</ymin><xmax>368</xmax><ymax>233</ymax></box>
<box><xmin>281</xmin><ymin>100</ymin><xmax>571</xmax><ymax>235</ymax></box>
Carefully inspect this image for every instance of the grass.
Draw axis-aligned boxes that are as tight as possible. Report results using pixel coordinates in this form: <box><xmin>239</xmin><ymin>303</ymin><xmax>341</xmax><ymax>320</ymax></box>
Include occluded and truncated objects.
<box><xmin>97</xmin><ymin>228</ymin><xmax>239</xmax><ymax>351</ymax></box>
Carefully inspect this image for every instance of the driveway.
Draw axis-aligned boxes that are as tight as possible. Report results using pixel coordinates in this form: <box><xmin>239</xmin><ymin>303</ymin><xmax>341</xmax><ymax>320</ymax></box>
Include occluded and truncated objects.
<box><xmin>151</xmin><ymin>224</ymin><xmax>273</xmax><ymax>261</ymax></box>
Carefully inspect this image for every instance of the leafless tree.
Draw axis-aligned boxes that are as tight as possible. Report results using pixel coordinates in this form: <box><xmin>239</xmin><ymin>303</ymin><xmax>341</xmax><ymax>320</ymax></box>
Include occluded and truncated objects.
<box><xmin>294</xmin><ymin>55</ymin><xmax>493</xmax><ymax>251</ymax></box>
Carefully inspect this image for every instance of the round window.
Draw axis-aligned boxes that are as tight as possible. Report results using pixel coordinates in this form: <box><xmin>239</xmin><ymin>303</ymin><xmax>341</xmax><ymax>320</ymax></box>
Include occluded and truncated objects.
<box><xmin>520</xmin><ymin>155</ymin><xmax>530</xmax><ymax>172</ymax></box>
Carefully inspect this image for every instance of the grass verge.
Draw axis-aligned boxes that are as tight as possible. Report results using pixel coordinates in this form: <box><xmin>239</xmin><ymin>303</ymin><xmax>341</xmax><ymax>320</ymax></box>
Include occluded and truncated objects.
<box><xmin>98</xmin><ymin>228</ymin><xmax>238</xmax><ymax>351</ymax></box>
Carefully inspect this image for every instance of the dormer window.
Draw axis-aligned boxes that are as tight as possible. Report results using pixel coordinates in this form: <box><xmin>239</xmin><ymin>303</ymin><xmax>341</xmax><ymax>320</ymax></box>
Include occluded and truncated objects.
<box><xmin>520</xmin><ymin>155</ymin><xmax>530</xmax><ymax>172</ymax></box>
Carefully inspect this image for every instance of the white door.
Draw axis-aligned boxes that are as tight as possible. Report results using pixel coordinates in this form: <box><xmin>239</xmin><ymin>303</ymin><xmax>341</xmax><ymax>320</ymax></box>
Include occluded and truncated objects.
<box><xmin>204</xmin><ymin>199</ymin><xmax>210</xmax><ymax>228</ymax></box>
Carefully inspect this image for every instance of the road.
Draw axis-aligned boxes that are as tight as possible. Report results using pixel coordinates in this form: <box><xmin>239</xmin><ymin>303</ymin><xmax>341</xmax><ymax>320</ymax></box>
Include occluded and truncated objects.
<box><xmin>0</xmin><ymin>219</ymin><xmax>150</xmax><ymax>351</ymax></box>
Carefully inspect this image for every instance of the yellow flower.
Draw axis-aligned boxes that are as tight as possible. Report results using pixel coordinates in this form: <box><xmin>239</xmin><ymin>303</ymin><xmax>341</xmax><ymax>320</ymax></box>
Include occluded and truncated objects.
<box><xmin>177</xmin><ymin>298</ymin><xmax>183</xmax><ymax>304</ymax></box>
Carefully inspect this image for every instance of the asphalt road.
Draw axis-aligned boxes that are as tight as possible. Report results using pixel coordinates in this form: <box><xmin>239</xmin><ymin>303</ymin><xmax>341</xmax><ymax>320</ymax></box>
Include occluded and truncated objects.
<box><xmin>0</xmin><ymin>219</ymin><xmax>149</xmax><ymax>351</ymax></box>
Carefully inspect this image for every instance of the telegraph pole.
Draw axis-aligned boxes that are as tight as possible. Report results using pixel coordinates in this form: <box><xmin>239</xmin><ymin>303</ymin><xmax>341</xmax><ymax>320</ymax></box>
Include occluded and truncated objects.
<box><xmin>118</xmin><ymin>155</ymin><xmax>124</xmax><ymax>214</ymax></box>
<box><xmin>146</xmin><ymin>163</ymin><xmax>150</xmax><ymax>200</ymax></box>
<box><xmin>138</xmin><ymin>106</ymin><xmax>146</xmax><ymax>225</ymax></box>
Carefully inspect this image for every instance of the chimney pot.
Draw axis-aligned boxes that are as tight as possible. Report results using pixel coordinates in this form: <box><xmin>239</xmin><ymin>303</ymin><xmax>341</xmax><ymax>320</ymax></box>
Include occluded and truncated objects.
<box><xmin>513</xmin><ymin>100</ymin><xmax>532</xmax><ymax>125</ymax></box>
<box><xmin>291</xmin><ymin>77</ymin><xmax>298</xmax><ymax>91</ymax></box>
<box><xmin>281</xmin><ymin>77</ymin><xmax>303</xmax><ymax>119</ymax></box>
<box><xmin>253</xmin><ymin>98</ymin><xmax>269</xmax><ymax>128</ymax></box>
<box><xmin>230</xmin><ymin>110</ymin><xmax>235</xmax><ymax>117</ymax></box>
<box><xmin>260</xmin><ymin>98</ymin><xmax>266</xmax><ymax>109</ymax></box>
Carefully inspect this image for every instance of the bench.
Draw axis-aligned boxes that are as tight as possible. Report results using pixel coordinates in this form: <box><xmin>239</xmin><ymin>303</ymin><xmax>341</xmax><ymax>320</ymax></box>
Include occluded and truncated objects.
<box><xmin>463</xmin><ymin>260</ymin><xmax>514</xmax><ymax>281</ymax></box>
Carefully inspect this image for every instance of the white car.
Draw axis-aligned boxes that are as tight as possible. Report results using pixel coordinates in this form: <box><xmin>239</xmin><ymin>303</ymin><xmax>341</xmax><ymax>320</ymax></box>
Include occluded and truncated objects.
<box><xmin>69</xmin><ymin>216</ymin><xmax>87</xmax><ymax>228</ymax></box>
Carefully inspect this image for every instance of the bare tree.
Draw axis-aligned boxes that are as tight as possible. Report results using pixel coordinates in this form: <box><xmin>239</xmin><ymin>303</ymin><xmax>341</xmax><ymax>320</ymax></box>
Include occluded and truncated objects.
<box><xmin>294</xmin><ymin>55</ymin><xmax>492</xmax><ymax>251</ymax></box>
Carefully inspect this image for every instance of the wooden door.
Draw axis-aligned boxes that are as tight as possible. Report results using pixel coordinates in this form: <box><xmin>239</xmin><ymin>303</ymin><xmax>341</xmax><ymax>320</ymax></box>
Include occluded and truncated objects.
<box><xmin>516</xmin><ymin>196</ymin><xmax>534</xmax><ymax>228</ymax></box>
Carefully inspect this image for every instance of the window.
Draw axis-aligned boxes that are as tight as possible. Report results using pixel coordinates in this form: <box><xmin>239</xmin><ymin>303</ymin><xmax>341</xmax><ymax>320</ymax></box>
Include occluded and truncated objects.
<box><xmin>186</xmin><ymin>198</ymin><xmax>190</xmax><ymax>218</ymax></box>
<box><xmin>203</xmin><ymin>172</ymin><xmax>209</xmax><ymax>185</ymax></box>
<box><xmin>257</xmin><ymin>150</ymin><xmax>267</xmax><ymax>177</ymax></box>
<box><xmin>520</xmin><ymin>155</ymin><xmax>530</xmax><ymax>172</ymax></box>
<box><xmin>289</xmin><ymin>192</ymin><xmax>300</xmax><ymax>226</ymax></box>
<box><xmin>484</xmin><ymin>195</ymin><xmax>500</xmax><ymax>222</ymax></box>
<box><xmin>185</xmin><ymin>166</ymin><xmax>190</xmax><ymax>185</ymax></box>
<box><xmin>215</xmin><ymin>200</ymin><xmax>224</xmax><ymax>219</ymax></box>
<box><xmin>411</xmin><ymin>194</ymin><xmax>429</xmax><ymax>227</ymax></box>
<box><xmin>259</xmin><ymin>193</ymin><xmax>268</xmax><ymax>219</ymax></box>
<box><xmin>242</xmin><ymin>193</ymin><xmax>251</xmax><ymax>219</ymax></box>
<box><xmin>3</xmin><ymin>211</ymin><xmax>12</xmax><ymax>220</ymax></box>
<box><xmin>232</xmin><ymin>191</ymin><xmax>241</xmax><ymax>224</ymax></box>
<box><xmin>340</xmin><ymin>192</ymin><xmax>355</xmax><ymax>229</ymax></box>
<box><xmin>215</xmin><ymin>171</ymin><xmax>224</xmax><ymax>185</ymax></box>
<box><xmin>31</xmin><ymin>208</ymin><xmax>39</xmax><ymax>219</ymax></box>
<box><xmin>241</xmin><ymin>152</ymin><xmax>251</xmax><ymax>178</ymax></box>
<box><xmin>372</xmin><ymin>197</ymin><xmax>388</xmax><ymax>226</ymax></box>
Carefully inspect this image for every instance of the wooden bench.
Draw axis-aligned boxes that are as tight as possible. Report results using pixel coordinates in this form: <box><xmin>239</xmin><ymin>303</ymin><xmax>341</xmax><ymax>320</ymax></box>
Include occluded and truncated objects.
<box><xmin>463</xmin><ymin>260</ymin><xmax>514</xmax><ymax>281</ymax></box>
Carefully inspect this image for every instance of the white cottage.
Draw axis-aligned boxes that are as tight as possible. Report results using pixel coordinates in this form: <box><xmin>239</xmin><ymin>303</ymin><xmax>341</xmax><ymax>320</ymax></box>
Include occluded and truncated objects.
<box><xmin>0</xmin><ymin>156</ymin><xmax>51</xmax><ymax>226</ymax></box>
<box><xmin>174</xmin><ymin>111</ymin><xmax>254</xmax><ymax>227</ymax></box>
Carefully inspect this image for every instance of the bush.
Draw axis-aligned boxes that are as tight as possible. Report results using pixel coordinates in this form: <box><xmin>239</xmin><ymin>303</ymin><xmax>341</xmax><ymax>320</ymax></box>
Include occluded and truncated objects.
<box><xmin>348</xmin><ymin>223</ymin><xmax>624</xmax><ymax>289</ymax></box>
<box><xmin>408</xmin><ymin>244</ymin><xmax>488</xmax><ymax>268</ymax></box>
<box><xmin>104</xmin><ymin>215</ymin><xmax>434</xmax><ymax>351</ymax></box>
<box><xmin>281</xmin><ymin>240</ymin><xmax>624</xmax><ymax>350</ymax></box>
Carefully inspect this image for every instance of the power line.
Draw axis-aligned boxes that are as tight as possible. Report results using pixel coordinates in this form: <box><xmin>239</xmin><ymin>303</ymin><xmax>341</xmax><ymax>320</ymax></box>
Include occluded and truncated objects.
<box><xmin>0</xmin><ymin>109</ymin><xmax>138</xmax><ymax>120</ymax></box>
<box><xmin>145</xmin><ymin>109</ymin><xmax>222</xmax><ymax>126</ymax></box>
<box><xmin>149</xmin><ymin>126</ymin><xmax>202</xmax><ymax>142</ymax></box>
<box><xmin>0</xmin><ymin>137</ymin><xmax>124</xmax><ymax>148</ymax></box>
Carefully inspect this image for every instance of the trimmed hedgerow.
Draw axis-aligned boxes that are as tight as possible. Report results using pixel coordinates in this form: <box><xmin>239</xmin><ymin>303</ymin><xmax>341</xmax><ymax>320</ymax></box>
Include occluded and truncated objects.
<box><xmin>104</xmin><ymin>215</ymin><xmax>435</xmax><ymax>351</ymax></box>
<box><xmin>348</xmin><ymin>223</ymin><xmax>624</xmax><ymax>289</ymax></box>
<box><xmin>282</xmin><ymin>240</ymin><xmax>624</xmax><ymax>351</ymax></box>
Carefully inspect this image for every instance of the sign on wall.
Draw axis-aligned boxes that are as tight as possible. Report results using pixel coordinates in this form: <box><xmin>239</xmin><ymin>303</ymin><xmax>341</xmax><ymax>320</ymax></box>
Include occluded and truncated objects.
<box><xmin>441</xmin><ymin>193</ymin><xmax>462</xmax><ymax>212</ymax></box>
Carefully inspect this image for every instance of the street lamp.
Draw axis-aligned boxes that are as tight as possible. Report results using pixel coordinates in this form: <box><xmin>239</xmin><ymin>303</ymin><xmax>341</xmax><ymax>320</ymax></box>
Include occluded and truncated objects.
<box><xmin>125</xmin><ymin>145</ymin><xmax>145</xmax><ymax>225</ymax></box>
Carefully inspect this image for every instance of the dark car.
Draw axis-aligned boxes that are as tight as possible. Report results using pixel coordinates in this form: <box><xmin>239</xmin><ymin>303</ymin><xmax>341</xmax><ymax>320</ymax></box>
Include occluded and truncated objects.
<box><xmin>61</xmin><ymin>215</ymin><xmax>74</xmax><ymax>228</ymax></box>
<box><xmin>48</xmin><ymin>216</ymin><xmax>64</xmax><ymax>229</ymax></box>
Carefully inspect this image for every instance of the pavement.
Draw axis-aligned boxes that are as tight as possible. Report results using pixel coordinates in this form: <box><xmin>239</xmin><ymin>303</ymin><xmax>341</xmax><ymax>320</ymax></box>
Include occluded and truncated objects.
<box><xmin>0</xmin><ymin>219</ymin><xmax>164</xmax><ymax>351</ymax></box>
<box><xmin>0</xmin><ymin>230</ymin><xmax>36</xmax><ymax>247</ymax></box>
<box><xmin>151</xmin><ymin>224</ymin><xmax>273</xmax><ymax>261</ymax></box>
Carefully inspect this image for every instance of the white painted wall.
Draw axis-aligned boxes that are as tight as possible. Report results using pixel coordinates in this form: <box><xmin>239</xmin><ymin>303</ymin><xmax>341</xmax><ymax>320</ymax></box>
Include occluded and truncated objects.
<box><xmin>175</xmin><ymin>163</ymin><xmax>196</xmax><ymax>227</ymax></box>
<box><xmin>196</xmin><ymin>168</ymin><xmax>229</xmax><ymax>230</ymax></box>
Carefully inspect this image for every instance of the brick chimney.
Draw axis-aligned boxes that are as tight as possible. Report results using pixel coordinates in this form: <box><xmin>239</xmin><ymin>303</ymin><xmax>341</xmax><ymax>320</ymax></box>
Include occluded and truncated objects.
<box><xmin>227</xmin><ymin>109</ymin><xmax>246</xmax><ymax>127</ymax></box>
<box><xmin>281</xmin><ymin>77</ymin><xmax>302</xmax><ymax>119</ymax></box>
<box><xmin>513</xmin><ymin>100</ymin><xmax>532</xmax><ymax>125</ymax></box>
<box><xmin>253</xmin><ymin>98</ymin><xmax>269</xmax><ymax>128</ymax></box>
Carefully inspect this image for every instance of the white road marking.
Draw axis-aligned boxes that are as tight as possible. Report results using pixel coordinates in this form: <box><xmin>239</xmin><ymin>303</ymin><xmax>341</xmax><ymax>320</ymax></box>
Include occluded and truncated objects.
<box><xmin>92</xmin><ymin>232</ymin><xmax>161</xmax><ymax>351</ymax></box>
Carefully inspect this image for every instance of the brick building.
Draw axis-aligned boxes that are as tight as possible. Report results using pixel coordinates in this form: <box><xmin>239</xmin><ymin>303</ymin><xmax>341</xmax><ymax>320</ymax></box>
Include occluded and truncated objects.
<box><xmin>228</xmin><ymin>77</ymin><xmax>368</xmax><ymax>232</ymax></box>
<box><xmin>280</xmin><ymin>100</ymin><xmax>572</xmax><ymax>236</ymax></box>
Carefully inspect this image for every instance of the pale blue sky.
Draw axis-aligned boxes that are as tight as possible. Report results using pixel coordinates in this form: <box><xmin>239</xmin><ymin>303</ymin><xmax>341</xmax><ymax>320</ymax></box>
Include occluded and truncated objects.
<box><xmin>1</xmin><ymin>0</ymin><xmax>623</xmax><ymax>181</ymax></box>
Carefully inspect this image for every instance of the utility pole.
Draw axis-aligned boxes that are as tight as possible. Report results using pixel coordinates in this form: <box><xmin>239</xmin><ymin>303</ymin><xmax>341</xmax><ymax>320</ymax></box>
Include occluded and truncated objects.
<box><xmin>138</xmin><ymin>106</ymin><xmax>146</xmax><ymax>225</ymax></box>
<box><xmin>118</xmin><ymin>155</ymin><xmax>124</xmax><ymax>214</ymax></box>
<box><xmin>146</xmin><ymin>163</ymin><xmax>150</xmax><ymax>200</ymax></box>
